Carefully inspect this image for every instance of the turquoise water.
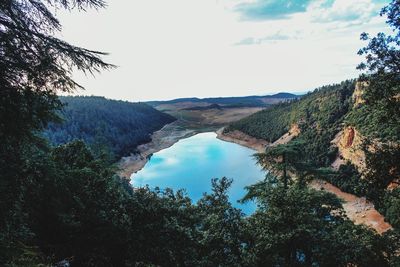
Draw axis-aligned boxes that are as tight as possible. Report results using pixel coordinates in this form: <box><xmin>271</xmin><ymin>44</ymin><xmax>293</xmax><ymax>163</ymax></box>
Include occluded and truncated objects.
<box><xmin>130</xmin><ymin>132</ymin><xmax>266</xmax><ymax>214</ymax></box>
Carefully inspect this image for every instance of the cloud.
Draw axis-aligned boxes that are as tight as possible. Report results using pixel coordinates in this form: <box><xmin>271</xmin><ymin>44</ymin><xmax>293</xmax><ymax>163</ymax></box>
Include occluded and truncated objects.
<box><xmin>235</xmin><ymin>32</ymin><xmax>295</xmax><ymax>45</ymax></box>
<box><xmin>309</xmin><ymin>0</ymin><xmax>384</xmax><ymax>25</ymax></box>
<box><xmin>235</xmin><ymin>37</ymin><xmax>257</xmax><ymax>45</ymax></box>
<box><xmin>235</xmin><ymin>0</ymin><xmax>312</xmax><ymax>21</ymax></box>
<box><xmin>234</xmin><ymin>0</ymin><xmax>386</xmax><ymax>25</ymax></box>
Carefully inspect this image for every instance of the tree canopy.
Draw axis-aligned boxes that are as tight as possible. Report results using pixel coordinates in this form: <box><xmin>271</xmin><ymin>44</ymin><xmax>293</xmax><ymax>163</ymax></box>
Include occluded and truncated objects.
<box><xmin>44</xmin><ymin>96</ymin><xmax>176</xmax><ymax>158</ymax></box>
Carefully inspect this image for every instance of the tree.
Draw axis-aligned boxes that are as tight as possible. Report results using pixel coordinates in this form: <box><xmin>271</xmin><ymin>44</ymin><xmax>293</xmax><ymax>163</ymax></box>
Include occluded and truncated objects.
<box><xmin>242</xmin><ymin>177</ymin><xmax>392</xmax><ymax>266</ymax></box>
<box><xmin>196</xmin><ymin>178</ymin><xmax>245</xmax><ymax>267</ymax></box>
<box><xmin>356</xmin><ymin>0</ymin><xmax>400</xmax><ymax>141</ymax></box>
<box><xmin>255</xmin><ymin>141</ymin><xmax>317</xmax><ymax>189</ymax></box>
<box><xmin>245</xmin><ymin>136</ymin><xmax>395</xmax><ymax>266</ymax></box>
<box><xmin>349</xmin><ymin>0</ymin><xmax>400</xmax><ymax>236</ymax></box>
<box><xmin>0</xmin><ymin>0</ymin><xmax>111</xmax><ymax>264</ymax></box>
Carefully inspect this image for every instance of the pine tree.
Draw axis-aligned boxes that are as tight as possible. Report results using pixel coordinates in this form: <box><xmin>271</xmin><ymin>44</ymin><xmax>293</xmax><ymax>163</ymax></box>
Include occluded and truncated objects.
<box><xmin>0</xmin><ymin>1</ymin><xmax>111</xmax><ymax>264</ymax></box>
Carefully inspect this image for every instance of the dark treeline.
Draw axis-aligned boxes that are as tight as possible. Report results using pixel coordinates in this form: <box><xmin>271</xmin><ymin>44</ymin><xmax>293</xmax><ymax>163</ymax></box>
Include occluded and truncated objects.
<box><xmin>3</xmin><ymin>139</ymin><xmax>398</xmax><ymax>266</ymax></box>
<box><xmin>44</xmin><ymin>96</ymin><xmax>176</xmax><ymax>158</ymax></box>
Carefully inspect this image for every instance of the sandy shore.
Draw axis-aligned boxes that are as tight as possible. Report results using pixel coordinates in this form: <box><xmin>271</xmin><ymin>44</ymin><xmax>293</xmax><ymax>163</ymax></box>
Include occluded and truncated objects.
<box><xmin>118</xmin><ymin>121</ymin><xmax>199</xmax><ymax>179</ymax></box>
<box><xmin>216</xmin><ymin>128</ymin><xmax>268</xmax><ymax>153</ymax></box>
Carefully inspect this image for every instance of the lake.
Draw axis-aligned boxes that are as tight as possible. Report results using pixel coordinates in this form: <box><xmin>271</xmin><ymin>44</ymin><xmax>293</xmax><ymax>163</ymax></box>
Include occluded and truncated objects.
<box><xmin>130</xmin><ymin>132</ymin><xmax>265</xmax><ymax>214</ymax></box>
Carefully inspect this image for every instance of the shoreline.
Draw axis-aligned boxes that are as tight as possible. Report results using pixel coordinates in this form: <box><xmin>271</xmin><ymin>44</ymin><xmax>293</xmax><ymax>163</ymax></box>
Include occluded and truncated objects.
<box><xmin>119</xmin><ymin>125</ymin><xmax>269</xmax><ymax>179</ymax></box>
<box><xmin>118</xmin><ymin>125</ymin><xmax>392</xmax><ymax>234</ymax></box>
<box><xmin>118</xmin><ymin>121</ymin><xmax>199</xmax><ymax>179</ymax></box>
<box><xmin>216</xmin><ymin>128</ymin><xmax>268</xmax><ymax>153</ymax></box>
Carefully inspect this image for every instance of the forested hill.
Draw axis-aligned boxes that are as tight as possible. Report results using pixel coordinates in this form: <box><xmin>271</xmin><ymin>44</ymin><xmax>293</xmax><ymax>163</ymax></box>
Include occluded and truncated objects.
<box><xmin>43</xmin><ymin>96</ymin><xmax>176</xmax><ymax>158</ymax></box>
<box><xmin>226</xmin><ymin>80</ymin><xmax>356</xmax><ymax>165</ymax></box>
<box><xmin>226</xmin><ymin>78</ymin><xmax>400</xmax><ymax>229</ymax></box>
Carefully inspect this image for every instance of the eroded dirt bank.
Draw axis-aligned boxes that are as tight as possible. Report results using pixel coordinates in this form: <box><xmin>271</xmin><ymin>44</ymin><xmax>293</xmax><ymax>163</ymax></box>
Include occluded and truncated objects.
<box><xmin>311</xmin><ymin>180</ymin><xmax>392</xmax><ymax>234</ymax></box>
<box><xmin>216</xmin><ymin>128</ymin><xmax>268</xmax><ymax>153</ymax></box>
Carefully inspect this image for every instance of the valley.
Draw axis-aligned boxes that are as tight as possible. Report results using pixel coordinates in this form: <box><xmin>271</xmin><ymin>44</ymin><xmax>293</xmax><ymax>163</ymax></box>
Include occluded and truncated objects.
<box><xmin>118</xmin><ymin>106</ymin><xmax>266</xmax><ymax>178</ymax></box>
<box><xmin>118</xmin><ymin>87</ymin><xmax>394</xmax><ymax>235</ymax></box>
<box><xmin>3</xmin><ymin>0</ymin><xmax>400</xmax><ymax>265</ymax></box>
<box><xmin>118</xmin><ymin>93</ymin><xmax>297</xmax><ymax>178</ymax></box>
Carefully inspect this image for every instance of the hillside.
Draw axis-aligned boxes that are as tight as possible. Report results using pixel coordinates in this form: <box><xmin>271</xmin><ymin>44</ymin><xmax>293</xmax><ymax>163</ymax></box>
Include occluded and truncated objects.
<box><xmin>226</xmin><ymin>80</ymin><xmax>355</xmax><ymax>166</ymax></box>
<box><xmin>44</xmin><ymin>96</ymin><xmax>176</xmax><ymax>158</ymax></box>
<box><xmin>225</xmin><ymin>79</ymin><xmax>400</xmax><ymax>230</ymax></box>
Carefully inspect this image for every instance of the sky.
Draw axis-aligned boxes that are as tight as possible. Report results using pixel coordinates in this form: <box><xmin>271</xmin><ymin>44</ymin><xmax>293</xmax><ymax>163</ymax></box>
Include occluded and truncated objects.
<box><xmin>57</xmin><ymin>0</ymin><xmax>391</xmax><ymax>101</ymax></box>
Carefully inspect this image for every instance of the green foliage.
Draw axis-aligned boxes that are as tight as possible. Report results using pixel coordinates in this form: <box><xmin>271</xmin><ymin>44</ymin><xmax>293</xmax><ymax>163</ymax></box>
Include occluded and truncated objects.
<box><xmin>228</xmin><ymin>80</ymin><xmax>355</xmax><ymax>166</ymax></box>
<box><xmin>43</xmin><ymin>96</ymin><xmax>176</xmax><ymax>158</ymax></box>
<box><xmin>25</xmin><ymin>141</ymin><xmax>132</xmax><ymax>265</ymax></box>
<box><xmin>242</xmin><ymin>178</ymin><xmax>392</xmax><ymax>267</ymax></box>
<box><xmin>349</xmin><ymin>0</ymin><xmax>400</xmax><ymax>142</ymax></box>
<box><xmin>196</xmin><ymin>178</ymin><xmax>245</xmax><ymax>267</ymax></box>
<box><xmin>349</xmin><ymin>0</ymin><xmax>400</xmax><ymax>234</ymax></box>
<box><xmin>3</xmin><ymin>136</ymin><xmax>396</xmax><ymax>266</ymax></box>
<box><xmin>1</xmin><ymin>0</ymin><xmax>111</xmax><ymax>265</ymax></box>
<box><xmin>1</xmin><ymin>137</ymin><xmax>245</xmax><ymax>266</ymax></box>
<box><xmin>225</xmin><ymin>101</ymin><xmax>293</xmax><ymax>142</ymax></box>
<box><xmin>345</xmin><ymin>74</ymin><xmax>400</xmax><ymax>141</ymax></box>
<box><xmin>323</xmin><ymin>163</ymin><xmax>369</xmax><ymax>197</ymax></box>
<box><xmin>244</xmin><ymin>145</ymin><xmax>396</xmax><ymax>266</ymax></box>
<box><xmin>255</xmin><ymin>140</ymin><xmax>319</xmax><ymax>188</ymax></box>
<box><xmin>381</xmin><ymin>189</ymin><xmax>400</xmax><ymax>229</ymax></box>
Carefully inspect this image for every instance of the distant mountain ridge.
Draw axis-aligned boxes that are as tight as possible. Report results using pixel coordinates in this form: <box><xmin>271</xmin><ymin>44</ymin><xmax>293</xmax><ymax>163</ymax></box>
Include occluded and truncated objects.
<box><xmin>147</xmin><ymin>92</ymin><xmax>299</xmax><ymax>108</ymax></box>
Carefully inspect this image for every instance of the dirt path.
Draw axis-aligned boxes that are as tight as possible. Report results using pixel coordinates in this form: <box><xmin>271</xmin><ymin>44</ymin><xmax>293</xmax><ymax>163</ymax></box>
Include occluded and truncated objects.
<box><xmin>310</xmin><ymin>180</ymin><xmax>392</xmax><ymax>234</ymax></box>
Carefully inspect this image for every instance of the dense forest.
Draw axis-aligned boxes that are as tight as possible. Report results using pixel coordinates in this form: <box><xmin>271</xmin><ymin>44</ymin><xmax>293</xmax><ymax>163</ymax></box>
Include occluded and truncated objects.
<box><xmin>43</xmin><ymin>96</ymin><xmax>176</xmax><ymax>158</ymax></box>
<box><xmin>1</xmin><ymin>0</ymin><xmax>399</xmax><ymax>266</ymax></box>
<box><xmin>226</xmin><ymin>73</ymin><xmax>400</xmax><ymax>232</ymax></box>
<box><xmin>226</xmin><ymin>80</ymin><xmax>355</xmax><ymax>166</ymax></box>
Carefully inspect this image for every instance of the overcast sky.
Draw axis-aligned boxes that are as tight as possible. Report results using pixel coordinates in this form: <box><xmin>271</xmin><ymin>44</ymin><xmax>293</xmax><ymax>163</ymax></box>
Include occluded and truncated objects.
<box><xmin>57</xmin><ymin>0</ymin><xmax>390</xmax><ymax>101</ymax></box>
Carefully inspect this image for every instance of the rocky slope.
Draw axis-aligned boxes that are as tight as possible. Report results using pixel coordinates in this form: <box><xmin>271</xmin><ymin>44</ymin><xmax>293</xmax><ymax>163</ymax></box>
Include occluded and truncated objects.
<box><xmin>331</xmin><ymin>126</ymin><xmax>365</xmax><ymax>171</ymax></box>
